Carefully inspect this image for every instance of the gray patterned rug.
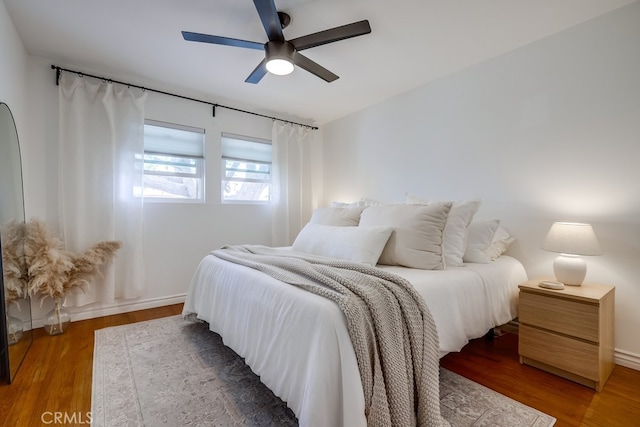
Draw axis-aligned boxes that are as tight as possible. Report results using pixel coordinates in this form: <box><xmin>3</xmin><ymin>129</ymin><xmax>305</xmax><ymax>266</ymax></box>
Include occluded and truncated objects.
<box><xmin>92</xmin><ymin>315</ymin><xmax>556</xmax><ymax>426</ymax></box>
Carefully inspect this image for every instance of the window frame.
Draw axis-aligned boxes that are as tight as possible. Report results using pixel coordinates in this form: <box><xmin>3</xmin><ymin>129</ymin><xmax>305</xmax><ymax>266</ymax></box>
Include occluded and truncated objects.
<box><xmin>221</xmin><ymin>132</ymin><xmax>272</xmax><ymax>204</ymax></box>
<box><xmin>139</xmin><ymin>119</ymin><xmax>206</xmax><ymax>203</ymax></box>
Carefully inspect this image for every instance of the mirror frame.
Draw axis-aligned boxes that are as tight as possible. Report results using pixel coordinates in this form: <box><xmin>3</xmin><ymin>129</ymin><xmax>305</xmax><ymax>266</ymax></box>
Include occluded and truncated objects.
<box><xmin>0</xmin><ymin>101</ymin><xmax>32</xmax><ymax>384</ymax></box>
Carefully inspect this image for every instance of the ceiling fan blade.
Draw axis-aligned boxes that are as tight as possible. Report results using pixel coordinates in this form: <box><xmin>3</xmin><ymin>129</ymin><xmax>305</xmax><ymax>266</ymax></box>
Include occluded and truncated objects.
<box><xmin>292</xmin><ymin>52</ymin><xmax>339</xmax><ymax>82</ymax></box>
<box><xmin>182</xmin><ymin>31</ymin><xmax>264</xmax><ymax>50</ymax></box>
<box><xmin>253</xmin><ymin>0</ymin><xmax>284</xmax><ymax>41</ymax></box>
<box><xmin>245</xmin><ymin>58</ymin><xmax>269</xmax><ymax>84</ymax></box>
<box><xmin>289</xmin><ymin>20</ymin><xmax>371</xmax><ymax>51</ymax></box>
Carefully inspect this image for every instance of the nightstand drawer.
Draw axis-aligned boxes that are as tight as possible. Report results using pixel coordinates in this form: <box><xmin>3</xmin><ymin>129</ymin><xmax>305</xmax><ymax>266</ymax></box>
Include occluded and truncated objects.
<box><xmin>519</xmin><ymin>291</ymin><xmax>599</xmax><ymax>342</ymax></box>
<box><xmin>519</xmin><ymin>325</ymin><xmax>599</xmax><ymax>380</ymax></box>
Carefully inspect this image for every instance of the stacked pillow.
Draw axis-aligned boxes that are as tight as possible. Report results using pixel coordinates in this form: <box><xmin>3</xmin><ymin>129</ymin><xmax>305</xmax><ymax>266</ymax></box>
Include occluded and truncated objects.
<box><xmin>359</xmin><ymin>203</ymin><xmax>451</xmax><ymax>269</ymax></box>
<box><xmin>405</xmin><ymin>194</ymin><xmax>481</xmax><ymax>268</ymax></box>
<box><xmin>293</xmin><ymin>196</ymin><xmax>514</xmax><ymax>268</ymax></box>
<box><xmin>463</xmin><ymin>219</ymin><xmax>515</xmax><ymax>264</ymax></box>
<box><xmin>309</xmin><ymin>206</ymin><xmax>364</xmax><ymax>226</ymax></box>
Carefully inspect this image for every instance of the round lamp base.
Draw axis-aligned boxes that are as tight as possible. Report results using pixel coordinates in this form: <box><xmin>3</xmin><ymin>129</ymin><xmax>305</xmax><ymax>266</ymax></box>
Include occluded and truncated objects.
<box><xmin>553</xmin><ymin>254</ymin><xmax>586</xmax><ymax>286</ymax></box>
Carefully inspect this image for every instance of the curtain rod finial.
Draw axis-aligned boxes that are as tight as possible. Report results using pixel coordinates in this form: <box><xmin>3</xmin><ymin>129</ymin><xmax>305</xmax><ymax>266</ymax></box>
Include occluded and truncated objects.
<box><xmin>53</xmin><ymin>66</ymin><xmax>61</xmax><ymax>86</ymax></box>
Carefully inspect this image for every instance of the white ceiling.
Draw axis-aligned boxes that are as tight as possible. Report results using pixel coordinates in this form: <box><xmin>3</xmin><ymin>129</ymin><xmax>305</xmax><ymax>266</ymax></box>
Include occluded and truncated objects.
<box><xmin>4</xmin><ymin>0</ymin><xmax>637</xmax><ymax>125</ymax></box>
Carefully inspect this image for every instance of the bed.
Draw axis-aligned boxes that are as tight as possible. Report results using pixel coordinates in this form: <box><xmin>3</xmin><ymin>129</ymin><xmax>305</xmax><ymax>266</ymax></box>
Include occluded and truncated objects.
<box><xmin>182</xmin><ymin>202</ymin><xmax>528</xmax><ymax>427</ymax></box>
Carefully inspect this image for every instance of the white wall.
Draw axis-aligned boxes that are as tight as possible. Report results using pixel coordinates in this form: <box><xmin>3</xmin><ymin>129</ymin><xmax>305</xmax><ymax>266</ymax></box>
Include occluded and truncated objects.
<box><xmin>322</xmin><ymin>3</ymin><xmax>640</xmax><ymax>369</ymax></box>
<box><xmin>0</xmin><ymin>0</ymin><xmax>27</xmax><ymax>133</ymax></box>
<box><xmin>21</xmin><ymin>55</ymin><xmax>275</xmax><ymax>323</ymax></box>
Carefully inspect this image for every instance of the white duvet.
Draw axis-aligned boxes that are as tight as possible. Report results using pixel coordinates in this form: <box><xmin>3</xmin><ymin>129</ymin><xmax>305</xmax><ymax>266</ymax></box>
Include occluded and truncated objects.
<box><xmin>182</xmin><ymin>250</ymin><xmax>527</xmax><ymax>427</ymax></box>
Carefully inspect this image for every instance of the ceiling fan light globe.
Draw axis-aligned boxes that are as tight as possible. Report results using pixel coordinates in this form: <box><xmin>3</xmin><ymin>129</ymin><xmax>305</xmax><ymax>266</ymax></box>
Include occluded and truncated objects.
<box><xmin>266</xmin><ymin>58</ymin><xmax>294</xmax><ymax>75</ymax></box>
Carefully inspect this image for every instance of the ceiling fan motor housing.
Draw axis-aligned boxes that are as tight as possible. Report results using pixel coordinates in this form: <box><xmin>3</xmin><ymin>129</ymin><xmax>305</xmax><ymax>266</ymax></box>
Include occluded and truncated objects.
<box><xmin>265</xmin><ymin>40</ymin><xmax>295</xmax><ymax>60</ymax></box>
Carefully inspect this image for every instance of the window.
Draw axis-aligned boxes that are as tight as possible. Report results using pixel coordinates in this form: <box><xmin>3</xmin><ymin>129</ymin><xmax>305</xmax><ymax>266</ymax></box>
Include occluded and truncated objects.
<box><xmin>137</xmin><ymin>120</ymin><xmax>205</xmax><ymax>202</ymax></box>
<box><xmin>221</xmin><ymin>133</ymin><xmax>272</xmax><ymax>203</ymax></box>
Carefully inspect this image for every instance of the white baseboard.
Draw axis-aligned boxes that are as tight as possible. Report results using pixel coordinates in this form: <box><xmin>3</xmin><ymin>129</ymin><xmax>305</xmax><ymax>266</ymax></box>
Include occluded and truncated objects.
<box><xmin>31</xmin><ymin>294</ymin><xmax>186</xmax><ymax>328</ymax></box>
<box><xmin>615</xmin><ymin>349</ymin><xmax>640</xmax><ymax>371</ymax></box>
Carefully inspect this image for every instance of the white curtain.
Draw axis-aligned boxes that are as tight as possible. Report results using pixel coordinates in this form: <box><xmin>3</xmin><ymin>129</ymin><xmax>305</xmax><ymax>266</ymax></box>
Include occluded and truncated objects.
<box><xmin>58</xmin><ymin>74</ymin><xmax>147</xmax><ymax>306</ymax></box>
<box><xmin>271</xmin><ymin>121</ymin><xmax>321</xmax><ymax>246</ymax></box>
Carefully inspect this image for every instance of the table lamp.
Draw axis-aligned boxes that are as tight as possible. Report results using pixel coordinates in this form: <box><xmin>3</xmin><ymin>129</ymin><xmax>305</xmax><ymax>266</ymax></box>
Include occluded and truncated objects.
<box><xmin>542</xmin><ymin>222</ymin><xmax>602</xmax><ymax>286</ymax></box>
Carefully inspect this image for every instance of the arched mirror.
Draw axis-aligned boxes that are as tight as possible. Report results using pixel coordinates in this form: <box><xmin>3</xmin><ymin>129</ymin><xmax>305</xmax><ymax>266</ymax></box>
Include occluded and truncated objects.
<box><xmin>0</xmin><ymin>102</ymin><xmax>32</xmax><ymax>383</ymax></box>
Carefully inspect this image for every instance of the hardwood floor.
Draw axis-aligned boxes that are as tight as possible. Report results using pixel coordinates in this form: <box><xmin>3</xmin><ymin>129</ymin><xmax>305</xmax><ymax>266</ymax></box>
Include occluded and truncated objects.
<box><xmin>440</xmin><ymin>331</ymin><xmax>640</xmax><ymax>427</ymax></box>
<box><xmin>0</xmin><ymin>304</ymin><xmax>183</xmax><ymax>427</ymax></box>
<box><xmin>1</xmin><ymin>305</ymin><xmax>639</xmax><ymax>426</ymax></box>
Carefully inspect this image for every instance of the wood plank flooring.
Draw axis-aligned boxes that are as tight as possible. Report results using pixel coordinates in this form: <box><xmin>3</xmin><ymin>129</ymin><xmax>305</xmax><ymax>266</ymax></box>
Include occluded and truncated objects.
<box><xmin>0</xmin><ymin>304</ymin><xmax>183</xmax><ymax>427</ymax></box>
<box><xmin>1</xmin><ymin>305</ymin><xmax>639</xmax><ymax>426</ymax></box>
<box><xmin>440</xmin><ymin>331</ymin><xmax>640</xmax><ymax>427</ymax></box>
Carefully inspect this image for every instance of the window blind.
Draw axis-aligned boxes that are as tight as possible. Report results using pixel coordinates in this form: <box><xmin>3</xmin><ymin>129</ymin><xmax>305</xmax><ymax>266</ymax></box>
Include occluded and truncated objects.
<box><xmin>221</xmin><ymin>133</ymin><xmax>271</xmax><ymax>163</ymax></box>
<box><xmin>144</xmin><ymin>119</ymin><xmax>204</xmax><ymax>158</ymax></box>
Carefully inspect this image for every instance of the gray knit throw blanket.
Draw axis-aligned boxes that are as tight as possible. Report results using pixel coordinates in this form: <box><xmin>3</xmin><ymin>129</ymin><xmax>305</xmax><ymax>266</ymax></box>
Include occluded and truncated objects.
<box><xmin>212</xmin><ymin>245</ymin><xmax>450</xmax><ymax>427</ymax></box>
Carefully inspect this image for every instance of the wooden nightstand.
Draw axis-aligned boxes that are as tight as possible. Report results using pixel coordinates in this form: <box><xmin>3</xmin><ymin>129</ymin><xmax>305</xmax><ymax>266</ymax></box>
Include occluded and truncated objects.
<box><xmin>518</xmin><ymin>278</ymin><xmax>615</xmax><ymax>391</ymax></box>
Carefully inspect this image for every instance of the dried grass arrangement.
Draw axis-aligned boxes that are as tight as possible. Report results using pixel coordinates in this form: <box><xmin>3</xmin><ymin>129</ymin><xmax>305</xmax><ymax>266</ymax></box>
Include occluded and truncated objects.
<box><xmin>1</xmin><ymin>221</ymin><xmax>30</xmax><ymax>343</ymax></box>
<box><xmin>1</xmin><ymin>220</ymin><xmax>28</xmax><ymax>306</ymax></box>
<box><xmin>24</xmin><ymin>219</ymin><xmax>122</xmax><ymax>303</ymax></box>
<box><xmin>23</xmin><ymin>219</ymin><xmax>121</xmax><ymax>334</ymax></box>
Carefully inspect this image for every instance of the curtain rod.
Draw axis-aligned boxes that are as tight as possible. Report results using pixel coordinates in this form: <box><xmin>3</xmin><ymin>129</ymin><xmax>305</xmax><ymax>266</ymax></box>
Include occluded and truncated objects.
<box><xmin>50</xmin><ymin>65</ymin><xmax>318</xmax><ymax>130</ymax></box>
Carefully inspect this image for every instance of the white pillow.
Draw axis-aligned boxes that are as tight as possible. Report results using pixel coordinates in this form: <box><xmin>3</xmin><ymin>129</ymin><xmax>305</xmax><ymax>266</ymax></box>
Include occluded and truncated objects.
<box><xmin>406</xmin><ymin>194</ymin><xmax>481</xmax><ymax>267</ymax></box>
<box><xmin>484</xmin><ymin>226</ymin><xmax>515</xmax><ymax>260</ymax></box>
<box><xmin>359</xmin><ymin>203</ymin><xmax>451</xmax><ymax>269</ymax></box>
<box><xmin>309</xmin><ymin>207</ymin><xmax>364</xmax><ymax>226</ymax></box>
<box><xmin>292</xmin><ymin>223</ymin><xmax>393</xmax><ymax>266</ymax></box>
<box><xmin>463</xmin><ymin>219</ymin><xmax>500</xmax><ymax>263</ymax></box>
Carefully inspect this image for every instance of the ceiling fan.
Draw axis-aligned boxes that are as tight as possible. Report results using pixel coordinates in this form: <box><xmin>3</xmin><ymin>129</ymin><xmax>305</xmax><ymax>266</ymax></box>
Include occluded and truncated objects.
<box><xmin>182</xmin><ymin>0</ymin><xmax>371</xmax><ymax>84</ymax></box>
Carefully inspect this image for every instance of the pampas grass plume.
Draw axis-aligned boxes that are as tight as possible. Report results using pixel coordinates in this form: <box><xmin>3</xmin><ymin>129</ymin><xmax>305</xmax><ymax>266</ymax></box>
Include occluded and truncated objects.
<box><xmin>1</xmin><ymin>220</ymin><xmax>28</xmax><ymax>304</ymax></box>
<box><xmin>66</xmin><ymin>240</ymin><xmax>122</xmax><ymax>296</ymax></box>
<box><xmin>23</xmin><ymin>219</ymin><xmax>121</xmax><ymax>303</ymax></box>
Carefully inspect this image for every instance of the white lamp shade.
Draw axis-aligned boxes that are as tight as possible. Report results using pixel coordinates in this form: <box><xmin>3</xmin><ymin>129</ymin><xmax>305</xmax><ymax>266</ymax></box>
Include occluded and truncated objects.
<box><xmin>542</xmin><ymin>222</ymin><xmax>602</xmax><ymax>286</ymax></box>
<box><xmin>542</xmin><ymin>222</ymin><xmax>602</xmax><ymax>256</ymax></box>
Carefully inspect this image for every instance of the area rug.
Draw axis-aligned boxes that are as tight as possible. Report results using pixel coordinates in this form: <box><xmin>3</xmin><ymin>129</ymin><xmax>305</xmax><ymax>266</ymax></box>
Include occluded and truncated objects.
<box><xmin>92</xmin><ymin>315</ymin><xmax>556</xmax><ymax>426</ymax></box>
